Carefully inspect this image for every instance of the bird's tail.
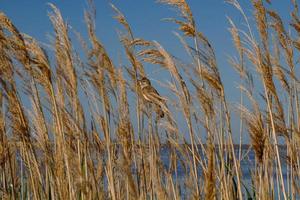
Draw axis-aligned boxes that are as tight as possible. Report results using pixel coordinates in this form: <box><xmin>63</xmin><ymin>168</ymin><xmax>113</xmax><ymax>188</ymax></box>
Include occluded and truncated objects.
<box><xmin>156</xmin><ymin>105</ymin><xmax>164</xmax><ymax>118</ymax></box>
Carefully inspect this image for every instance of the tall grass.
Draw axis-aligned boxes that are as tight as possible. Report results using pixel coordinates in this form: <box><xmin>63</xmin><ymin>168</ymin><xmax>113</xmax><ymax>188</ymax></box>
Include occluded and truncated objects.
<box><xmin>0</xmin><ymin>0</ymin><xmax>299</xmax><ymax>199</ymax></box>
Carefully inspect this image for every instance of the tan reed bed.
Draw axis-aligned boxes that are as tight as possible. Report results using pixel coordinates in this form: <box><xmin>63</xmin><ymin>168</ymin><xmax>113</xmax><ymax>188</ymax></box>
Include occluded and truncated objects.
<box><xmin>0</xmin><ymin>0</ymin><xmax>299</xmax><ymax>199</ymax></box>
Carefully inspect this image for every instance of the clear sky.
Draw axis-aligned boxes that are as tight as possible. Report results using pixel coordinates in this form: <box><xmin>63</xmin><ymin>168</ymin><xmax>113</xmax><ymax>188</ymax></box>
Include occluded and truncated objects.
<box><xmin>0</xmin><ymin>0</ymin><xmax>293</xmax><ymax>143</ymax></box>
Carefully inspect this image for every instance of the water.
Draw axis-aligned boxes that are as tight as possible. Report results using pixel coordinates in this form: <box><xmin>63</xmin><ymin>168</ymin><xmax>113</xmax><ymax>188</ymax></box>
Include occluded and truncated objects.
<box><xmin>159</xmin><ymin>145</ymin><xmax>292</xmax><ymax>199</ymax></box>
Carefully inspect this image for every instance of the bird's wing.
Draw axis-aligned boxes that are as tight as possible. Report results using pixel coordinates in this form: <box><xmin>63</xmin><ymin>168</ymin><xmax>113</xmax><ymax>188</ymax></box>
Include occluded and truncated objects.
<box><xmin>143</xmin><ymin>86</ymin><xmax>167</xmax><ymax>103</ymax></box>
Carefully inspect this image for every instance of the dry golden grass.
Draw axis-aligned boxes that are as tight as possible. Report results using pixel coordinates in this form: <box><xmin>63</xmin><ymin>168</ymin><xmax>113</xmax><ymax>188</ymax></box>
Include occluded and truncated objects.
<box><xmin>0</xmin><ymin>0</ymin><xmax>299</xmax><ymax>199</ymax></box>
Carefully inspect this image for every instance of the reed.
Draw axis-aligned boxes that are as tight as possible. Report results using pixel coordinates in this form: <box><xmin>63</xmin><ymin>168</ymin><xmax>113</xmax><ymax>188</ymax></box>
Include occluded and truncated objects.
<box><xmin>0</xmin><ymin>0</ymin><xmax>299</xmax><ymax>199</ymax></box>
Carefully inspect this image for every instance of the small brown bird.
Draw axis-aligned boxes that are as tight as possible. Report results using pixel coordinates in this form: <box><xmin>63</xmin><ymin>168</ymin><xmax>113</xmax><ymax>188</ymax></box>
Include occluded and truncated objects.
<box><xmin>138</xmin><ymin>77</ymin><xmax>165</xmax><ymax>118</ymax></box>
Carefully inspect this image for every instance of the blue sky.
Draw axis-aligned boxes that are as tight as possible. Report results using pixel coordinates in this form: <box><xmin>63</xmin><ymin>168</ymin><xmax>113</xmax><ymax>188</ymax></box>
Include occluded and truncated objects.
<box><xmin>0</xmin><ymin>0</ymin><xmax>294</xmax><ymax>143</ymax></box>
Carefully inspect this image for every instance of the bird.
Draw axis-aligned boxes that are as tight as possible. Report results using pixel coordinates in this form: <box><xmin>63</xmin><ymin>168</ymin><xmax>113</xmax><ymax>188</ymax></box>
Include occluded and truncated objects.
<box><xmin>138</xmin><ymin>77</ymin><xmax>165</xmax><ymax>118</ymax></box>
